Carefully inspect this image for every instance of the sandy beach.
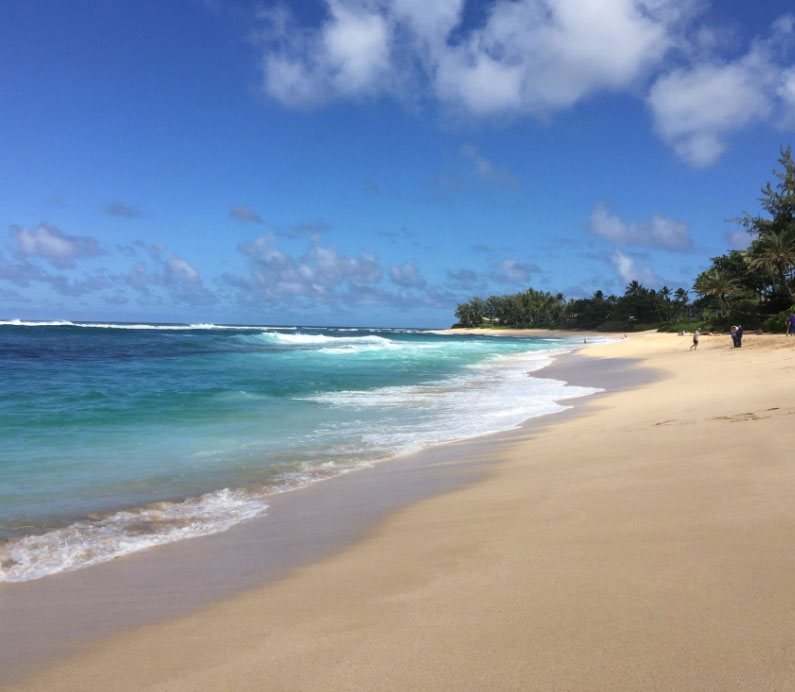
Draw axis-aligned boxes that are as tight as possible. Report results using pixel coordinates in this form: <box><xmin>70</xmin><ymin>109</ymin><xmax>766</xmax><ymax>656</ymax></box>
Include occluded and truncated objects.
<box><xmin>5</xmin><ymin>330</ymin><xmax>795</xmax><ymax>691</ymax></box>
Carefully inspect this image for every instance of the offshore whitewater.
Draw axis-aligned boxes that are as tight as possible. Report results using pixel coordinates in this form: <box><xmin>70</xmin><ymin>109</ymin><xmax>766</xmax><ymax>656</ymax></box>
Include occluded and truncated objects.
<box><xmin>0</xmin><ymin>321</ymin><xmax>604</xmax><ymax>582</ymax></box>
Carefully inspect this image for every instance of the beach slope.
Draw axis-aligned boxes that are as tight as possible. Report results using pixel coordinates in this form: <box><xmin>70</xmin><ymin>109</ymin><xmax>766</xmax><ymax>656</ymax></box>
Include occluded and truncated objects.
<box><xmin>9</xmin><ymin>331</ymin><xmax>795</xmax><ymax>691</ymax></box>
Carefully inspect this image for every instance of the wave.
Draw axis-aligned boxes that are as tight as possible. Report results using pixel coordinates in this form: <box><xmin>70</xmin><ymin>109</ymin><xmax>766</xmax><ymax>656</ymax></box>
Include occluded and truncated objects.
<box><xmin>242</xmin><ymin>331</ymin><xmax>408</xmax><ymax>353</ymax></box>
<box><xmin>0</xmin><ymin>459</ymin><xmax>370</xmax><ymax>583</ymax></box>
<box><xmin>0</xmin><ymin>319</ymin><xmax>298</xmax><ymax>331</ymax></box>
<box><xmin>0</xmin><ymin>488</ymin><xmax>268</xmax><ymax>582</ymax></box>
<box><xmin>303</xmin><ymin>349</ymin><xmax>601</xmax><ymax>451</ymax></box>
<box><xmin>0</xmin><ymin>319</ymin><xmax>77</xmax><ymax>327</ymax></box>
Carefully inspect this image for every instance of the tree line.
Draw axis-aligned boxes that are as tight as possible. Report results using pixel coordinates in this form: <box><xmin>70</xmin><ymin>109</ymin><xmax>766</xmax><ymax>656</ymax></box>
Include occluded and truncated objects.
<box><xmin>454</xmin><ymin>147</ymin><xmax>795</xmax><ymax>333</ymax></box>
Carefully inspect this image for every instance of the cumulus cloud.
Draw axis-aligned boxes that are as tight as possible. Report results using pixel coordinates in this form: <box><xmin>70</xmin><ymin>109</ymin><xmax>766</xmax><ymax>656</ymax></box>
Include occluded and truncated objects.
<box><xmin>235</xmin><ymin>234</ymin><xmax>383</xmax><ymax>302</ymax></box>
<box><xmin>648</xmin><ymin>16</ymin><xmax>795</xmax><ymax>165</ymax></box>
<box><xmin>103</xmin><ymin>201</ymin><xmax>143</xmax><ymax>218</ymax></box>
<box><xmin>388</xmin><ymin>261</ymin><xmax>426</xmax><ymax>288</ymax></box>
<box><xmin>255</xmin><ymin>4</ymin><xmax>795</xmax><ymax>165</ymax></box>
<box><xmin>10</xmin><ymin>223</ymin><xmax>103</xmax><ymax>269</ymax></box>
<box><xmin>610</xmin><ymin>249</ymin><xmax>659</xmax><ymax>285</ymax></box>
<box><xmin>260</xmin><ymin>2</ymin><xmax>393</xmax><ymax>107</ymax></box>
<box><xmin>119</xmin><ymin>244</ymin><xmax>214</xmax><ymax>306</ymax></box>
<box><xmin>0</xmin><ymin>248</ymin><xmax>111</xmax><ymax>297</ymax></box>
<box><xmin>165</xmin><ymin>254</ymin><xmax>203</xmax><ymax>287</ymax></box>
<box><xmin>227</xmin><ymin>234</ymin><xmax>456</xmax><ymax>314</ymax></box>
<box><xmin>229</xmin><ymin>205</ymin><xmax>263</xmax><ymax>224</ymax></box>
<box><xmin>779</xmin><ymin>66</ymin><xmax>795</xmax><ymax>126</ymax></box>
<box><xmin>257</xmin><ymin>0</ymin><xmax>684</xmax><ymax>116</ymax></box>
<box><xmin>491</xmin><ymin>259</ymin><xmax>539</xmax><ymax>283</ymax></box>
<box><xmin>588</xmin><ymin>204</ymin><xmax>692</xmax><ymax>251</ymax></box>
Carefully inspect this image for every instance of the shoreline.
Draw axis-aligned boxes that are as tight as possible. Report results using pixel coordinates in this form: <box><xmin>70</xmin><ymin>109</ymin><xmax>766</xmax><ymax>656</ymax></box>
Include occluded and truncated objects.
<box><xmin>6</xmin><ymin>331</ymin><xmax>795</xmax><ymax>690</ymax></box>
<box><xmin>0</xmin><ymin>336</ymin><xmax>647</xmax><ymax>685</ymax></box>
<box><xmin>0</xmin><ymin>330</ymin><xmax>601</xmax><ymax>584</ymax></box>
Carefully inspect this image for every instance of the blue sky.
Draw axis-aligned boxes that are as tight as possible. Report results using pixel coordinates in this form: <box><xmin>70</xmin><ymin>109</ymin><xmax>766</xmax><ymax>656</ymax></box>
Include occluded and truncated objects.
<box><xmin>1</xmin><ymin>0</ymin><xmax>794</xmax><ymax>327</ymax></box>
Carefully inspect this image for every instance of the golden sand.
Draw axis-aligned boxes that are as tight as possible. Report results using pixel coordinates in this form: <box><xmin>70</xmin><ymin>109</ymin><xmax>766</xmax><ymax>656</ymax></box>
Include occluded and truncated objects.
<box><xmin>9</xmin><ymin>331</ymin><xmax>795</xmax><ymax>691</ymax></box>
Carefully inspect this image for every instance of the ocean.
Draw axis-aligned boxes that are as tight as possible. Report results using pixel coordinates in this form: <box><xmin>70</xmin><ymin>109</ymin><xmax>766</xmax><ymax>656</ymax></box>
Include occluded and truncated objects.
<box><xmin>0</xmin><ymin>321</ymin><xmax>603</xmax><ymax>582</ymax></box>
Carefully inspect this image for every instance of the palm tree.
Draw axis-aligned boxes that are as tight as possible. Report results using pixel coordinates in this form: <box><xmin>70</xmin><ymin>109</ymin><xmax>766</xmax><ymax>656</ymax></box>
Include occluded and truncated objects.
<box><xmin>747</xmin><ymin>228</ymin><xmax>795</xmax><ymax>302</ymax></box>
<box><xmin>673</xmin><ymin>288</ymin><xmax>690</xmax><ymax>319</ymax></box>
<box><xmin>657</xmin><ymin>285</ymin><xmax>673</xmax><ymax>320</ymax></box>
<box><xmin>693</xmin><ymin>269</ymin><xmax>740</xmax><ymax>315</ymax></box>
<box><xmin>625</xmin><ymin>280</ymin><xmax>643</xmax><ymax>297</ymax></box>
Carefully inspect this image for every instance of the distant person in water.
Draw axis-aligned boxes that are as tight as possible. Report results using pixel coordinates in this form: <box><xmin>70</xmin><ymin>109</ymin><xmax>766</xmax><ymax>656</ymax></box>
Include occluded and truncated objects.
<box><xmin>690</xmin><ymin>329</ymin><xmax>699</xmax><ymax>350</ymax></box>
<box><xmin>787</xmin><ymin>314</ymin><xmax>795</xmax><ymax>336</ymax></box>
<box><xmin>735</xmin><ymin>324</ymin><xmax>743</xmax><ymax>348</ymax></box>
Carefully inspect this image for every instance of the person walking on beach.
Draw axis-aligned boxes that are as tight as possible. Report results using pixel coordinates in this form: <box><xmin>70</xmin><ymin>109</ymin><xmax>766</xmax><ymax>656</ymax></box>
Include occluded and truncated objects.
<box><xmin>736</xmin><ymin>324</ymin><xmax>743</xmax><ymax>348</ymax></box>
<box><xmin>690</xmin><ymin>329</ymin><xmax>699</xmax><ymax>350</ymax></box>
<box><xmin>730</xmin><ymin>325</ymin><xmax>738</xmax><ymax>347</ymax></box>
<box><xmin>787</xmin><ymin>314</ymin><xmax>795</xmax><ymax>336</ymax></box>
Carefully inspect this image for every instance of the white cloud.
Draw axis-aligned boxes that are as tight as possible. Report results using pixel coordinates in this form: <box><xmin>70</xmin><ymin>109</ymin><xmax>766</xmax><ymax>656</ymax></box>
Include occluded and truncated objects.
<box><xmin>779</xmin><ymin>67</ymin><xmax>795</xmax><ymax>126</ymax></box>
<box><xmin>256</xmin><ymin>4</ymin><xmax>795</xmax><ymax>164</ymax></box>
<box><xmin>258</xmin><ymin>0</ymin><xmax>685</xmax><ymax>115</ymax></box>
<box><xmin>306</xmin><ymin>243</ymin><xmax>383</xmax><ymax>285</ymax></box>
<box><xmin>236</xmin><ymin>234</ymin><xmax>383</xmax><ymax>302</ymax></box>
<box><xmin>261</xmin><ymin>1</ymin><xmax>392</xmax><ymax>107</ymax></box>
<box><xmin>388</xmin><ymin>261</ymin><xmax>425</xmax><ymax>288</ymax></box>
<box><xmin>10</xmin><ymin>223</ymin><xmax>103</xmax><ymax>269</ymax></box>
<box><xmin>491</xmin><ymin>259</ymin><xmax>539</xmax><ymax>283</ymax></box>
<box><xmin>588</xmin><ymin>204</ymin><xmax>692</xmax><ymax>251</ymax></box>
<box><xmin>0</xmin><ymin>247</ymin><xmax>112</xmax><ymax>298</ymax></box>
<box><xmin>165</xmin><ymin>255</ymin><xmax>203</xmax><ymax>286</ymax></box>
<box><xmin>435</xmin><ymin>0</ymin><xmax>674</xmax><ymax>117</ymax></box>
<box><xmin>323</xmin><ymin>5</ymin><xmax>391</xmax><ymax>92</ymax></box>
<box><xmin>647</xmin><ymin>57</ymin><xmax>773</xmax><ymax>166</ymax></box>
<box><xmin>120</xmin><ymin>245</ymin><xmax>214</xmax><ymax>306</ymax></box>
<box><xmin>610</xmin><ymin>249</ymin><xmax>659</xmax><ymax>285</ymax></box>
<box><xmin>228</xmin><ymin>234</ymin><xmax>457</xmax><ymax>313</ymax></box>
<box><xmin>648</xmin><ymin>16</ymin><xmax>795</xmax><ymax>166</ymax></box>
<box><xmin>391</xmin><ymin>0</ymin><xmax>463</xmax><ymax>43</ymax></box>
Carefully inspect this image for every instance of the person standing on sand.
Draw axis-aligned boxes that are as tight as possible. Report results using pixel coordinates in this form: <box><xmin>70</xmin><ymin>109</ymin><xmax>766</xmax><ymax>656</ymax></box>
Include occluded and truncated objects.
<box><xmin>730</xmin><ymin>325</ymin><xmax>738</xmax><ymax>347</ymax></box>
<box><xmin>787</xmin><ymin>314</ymin><xmax>795</xmax><ymax>336</ymax></box>
<box><xmin>690</xmin><ymin>329</ymin><xmax>699</xmax><ymax>350</ymax></box>
<box><xmin>736</xmin><ymin>324</ymin><xmax>743</xmax><ymax>348</ymax></box>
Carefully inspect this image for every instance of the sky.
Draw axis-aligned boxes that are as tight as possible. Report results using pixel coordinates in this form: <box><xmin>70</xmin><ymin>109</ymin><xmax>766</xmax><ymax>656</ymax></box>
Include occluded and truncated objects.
<box><xmin>1</xmin><ymin>0</ymin><xmax>794</xmax><ymax>328</ymax></box>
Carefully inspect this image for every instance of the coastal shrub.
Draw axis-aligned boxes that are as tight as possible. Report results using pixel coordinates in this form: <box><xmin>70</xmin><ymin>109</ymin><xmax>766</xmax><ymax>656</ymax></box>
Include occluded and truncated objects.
<box><xmin>657</xmin><ymin>321</ymin><xmax>709</xmax><ymax>333</ymax></box>
<box><xmin>761</xmin><ymin>306</ymin><xmax>795</xmax><ymax>333</ymax></box>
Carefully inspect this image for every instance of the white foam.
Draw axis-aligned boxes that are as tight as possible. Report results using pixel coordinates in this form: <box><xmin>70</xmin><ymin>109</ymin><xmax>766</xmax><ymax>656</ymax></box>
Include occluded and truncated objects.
<box><xmin>0</xmin><ymin>320</ymin><xmax>298</xmax><ymax>331</ymax></box>
<box><xmin>243</xmin><ymin>332</ymin><xmax>411</xmax><ymax>355</ymax></box>
<box><xmin>0</xmin><ymin>457</ymin><xmax>378</xmax><ymax>583</ymax></box>
<box><xmin>303</xmin><ymin>348</ymin><xmax>602</xmax><ymax>455</ymax></box>
<box><xmin>0</xmin><ymin>319</ymin><xmax>76</xmax><ymax>327</ymax></box>
<box><xmin>0</xmin><ymin>488</ymin><xmax>269</xmax><ymax>582</ymax></box>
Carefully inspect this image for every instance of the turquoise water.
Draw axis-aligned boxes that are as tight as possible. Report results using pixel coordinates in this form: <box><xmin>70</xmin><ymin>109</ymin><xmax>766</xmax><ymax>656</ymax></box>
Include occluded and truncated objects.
<box><xmin>0</xmin><ymin>321</ymin><xmax>601</xmax><ymax>581</ymax></box>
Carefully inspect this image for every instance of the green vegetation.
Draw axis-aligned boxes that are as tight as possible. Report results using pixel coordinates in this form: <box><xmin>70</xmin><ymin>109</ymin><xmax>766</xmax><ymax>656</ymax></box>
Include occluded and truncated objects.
<box><xmin>454</xmin><ymin>147</ymin><xmax>795</xmax><ymax>334</ymax></box>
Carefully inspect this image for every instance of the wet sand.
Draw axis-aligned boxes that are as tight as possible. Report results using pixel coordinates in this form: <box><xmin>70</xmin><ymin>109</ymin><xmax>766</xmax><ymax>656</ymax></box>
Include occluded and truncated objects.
<box><xmin>5</xmin><ymin>331</ymin><xmax>795</xmax><ymax>690</ymax></box>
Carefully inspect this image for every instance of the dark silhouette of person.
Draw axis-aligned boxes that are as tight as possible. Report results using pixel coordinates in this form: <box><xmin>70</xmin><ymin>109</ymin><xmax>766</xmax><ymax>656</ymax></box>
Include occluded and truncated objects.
<box><xmin>735</xmin><ymin>324</ymin><xmax>743</xmax><ymax>348</ymax></box>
